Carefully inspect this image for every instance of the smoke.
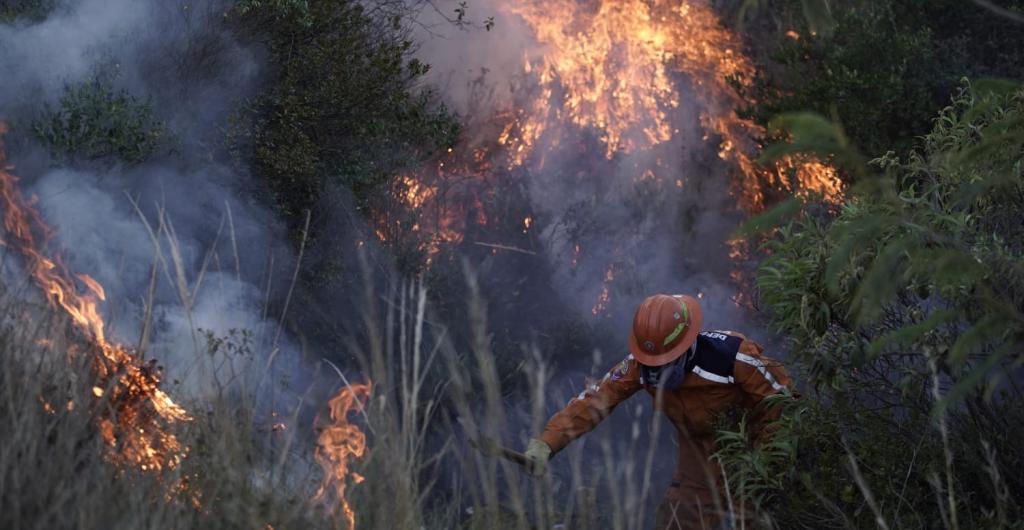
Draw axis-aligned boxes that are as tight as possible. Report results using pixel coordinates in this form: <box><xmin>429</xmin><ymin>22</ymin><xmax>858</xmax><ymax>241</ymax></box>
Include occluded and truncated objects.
<box><xmin>1</xmin><ymin>0</ymin><xmax>778</xmax><ymax>518</ymax></box>
<box><xmin>0</xmin><ymin>0</ymin><xmax>148</xmax><ymax>104</ymax></box>
<box><xmin>408</xmin><ymin>1</ymin><xmax>778</xmax><ymax>517</ymax></box>
<box><xmin>0</xmin><ymin>0</ymin><xmax>308</xmax><ymax>400</ymax></box>
<box><xmin>412</xmin><ymin>0</ymin><xmax>758</xmax><ymax>338</ymax></box>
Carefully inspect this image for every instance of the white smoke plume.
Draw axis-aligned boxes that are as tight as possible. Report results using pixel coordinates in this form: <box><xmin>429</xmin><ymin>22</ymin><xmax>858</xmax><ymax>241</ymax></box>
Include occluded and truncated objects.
<box><xmin>0</xmin><ymin>0</ymin><xmax>306</xmax><ymax>399</ymax></box>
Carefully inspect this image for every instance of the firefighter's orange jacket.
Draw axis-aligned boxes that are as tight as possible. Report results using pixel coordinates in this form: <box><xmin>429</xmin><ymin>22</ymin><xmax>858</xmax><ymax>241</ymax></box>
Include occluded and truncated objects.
<box><xmin>540</xmin><ymin>330</ymin><xmax>792</xmax><ymax>456</ymax></box>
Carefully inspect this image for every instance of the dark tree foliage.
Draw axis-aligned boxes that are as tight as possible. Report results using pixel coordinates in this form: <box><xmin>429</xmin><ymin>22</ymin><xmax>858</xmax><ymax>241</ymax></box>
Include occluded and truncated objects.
<box><xmin>231</xmin><ymin>0</ymin><xmax>460</xmax><ymax>238</ymax></box>
<box><xmin>737</xmin><ymin>0</ymin><xmax>1024</xmax><ymax>160</ymax></box>
<box><xmin>0</xmin><ymin>0</ymin><xmax>54</xmax><ymax>22</ymax></box>
<box><xmin>33</xmin><ymin>78</ymin><xmax>169</xmax><ymax>166</ymax></box>
<box><xmin>719</xmin><ymin>85</ymin><xmax>1024</xmax><ymax>529</ymax></box>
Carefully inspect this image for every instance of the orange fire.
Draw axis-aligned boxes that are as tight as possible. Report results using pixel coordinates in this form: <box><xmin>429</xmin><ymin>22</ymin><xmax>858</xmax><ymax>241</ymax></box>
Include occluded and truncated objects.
<box><xmin>315</xmin><ymin>382</ymin><xmax>372</xmax><ymax>530</ymax></box>
<box><xmin>379</xmin><ymin>1</ymin><xmax>844</xmax><ymax>315</ymax></box>
<box><xmin>591</xmin><ymin>264</ymin><xmax>615</xmax><ymax>315</ymax></box>
<box><xmin>509</xmin><ymin>0</ymin><xmax>841</xmax><ymax>209</ymax></box>
<box><xmin>0</xmin><ymin>122</ymin><xmax>192</xmax><ymax>480</ymax></box>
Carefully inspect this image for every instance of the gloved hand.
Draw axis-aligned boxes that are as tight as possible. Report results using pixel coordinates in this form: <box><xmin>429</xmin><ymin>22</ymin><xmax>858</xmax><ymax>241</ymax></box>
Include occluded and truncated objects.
<box><xmin>524</xmin><ymin>438</ymin><xmax>551</xmax><ymax>477</ymax></box>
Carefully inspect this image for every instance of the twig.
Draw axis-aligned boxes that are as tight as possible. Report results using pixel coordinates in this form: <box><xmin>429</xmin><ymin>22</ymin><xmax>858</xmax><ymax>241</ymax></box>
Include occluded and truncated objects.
<box><xmin>225</xmin><ymin>199</ymin><xmax>241</xmax><ymax>283</ymax></box>
<box><xmin>473</xmin><ymin>242</ymin><xmax>537</xmax><ymax>255</ymax></box>
<box><xmin>972</xmin><ymin>0</ymin><xmax>1024</xmax><ymax>24</ymax></box>
<box><xmin>929</xmin><ymin>357</ymin><xmax>959</xmax><ymax>530</ymax></box>
<box><xmin>846</xmin><ymin>451</ymin><xmax>891</xmax><ymax>530</ymax></box>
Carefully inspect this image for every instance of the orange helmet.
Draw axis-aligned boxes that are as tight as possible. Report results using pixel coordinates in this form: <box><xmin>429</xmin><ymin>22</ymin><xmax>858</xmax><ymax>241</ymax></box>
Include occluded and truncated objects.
<box><xmin>628</xmin><ymin>294</ymin><xmax>703</xmax><ymax>366</ymax></box>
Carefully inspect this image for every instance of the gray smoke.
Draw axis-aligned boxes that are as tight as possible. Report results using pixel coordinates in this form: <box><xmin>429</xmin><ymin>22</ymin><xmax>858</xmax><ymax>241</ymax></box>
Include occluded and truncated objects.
<box><xmin>413</xmin><ymin>0</ymin><xmax>758</xmax><ymax>337</ymax></box>
<box><xmin>411</xmin><ymin>1</ymin><xmax>773</xmax><ymax>518</ymax></box>
<box><xmin>0</xmin><ymin>0</ymin><xmax>306</xmax><ymax>399</ymax></box>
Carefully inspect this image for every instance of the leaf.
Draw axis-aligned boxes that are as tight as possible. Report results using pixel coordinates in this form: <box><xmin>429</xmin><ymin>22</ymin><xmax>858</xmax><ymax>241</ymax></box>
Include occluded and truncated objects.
<box><xmin>907</xmin><ymin>248</ymin><xmax>986</xmax><ymax>289</ymax></box>
<box><xmin>849</xmin><ymin>236</ymin><xmax>910</xmax><ymax>325</ymax></box>
<box><xmin>934</xmin><ymin>342</ymin><xmax>1016</xmax><ymax>417</ymax></box>
<box><xmin>735</xmin><ymin>197</ymin><xmax>803</xmax><ymax>236</ymax></box>
<box><xmin>762</xmin><ymin>112</ymin><xmax>866</xmax><ymax>174</ymax></box>
<box><xmin>971</xmin><ymin>78</ymin><xmax>1023</xmax><ymax>99</ymax></box>
<box><xmin>824</xmin><ymin>215</ymin><xmax>889</xmax><ymax>295</ymax></box>
<box><xmin>766</xmin><ymin>113</ymin><xmax>846</xmax><ymax>149</ymax></box>
<box><xmin>961</xmin><ymin>79</ymin><xmax>1020</xmax><ymax>123</ymax></box>
<box><xmin>867</xmin><ymin>309</ymin><xmax>959</xmax><ymax>357</ymax></box>
<box><xmin>949</xmin><ymin>314</ymin><xmax>1004</xmax><ymax>369</ymax></box>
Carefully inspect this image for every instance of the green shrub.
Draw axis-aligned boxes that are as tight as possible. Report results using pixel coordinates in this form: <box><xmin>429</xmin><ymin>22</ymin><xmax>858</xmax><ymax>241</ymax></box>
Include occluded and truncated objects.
<box><xmin>33</xmin><ymin>79</ymin><xmax>169</xmax><ymax>165</ymax></box>
<box><xmin>720</xmin><ymin>85</ymin><xmax>1024</xmax><ymax>528</ymax></box>
<box><xmin>231</xmin><ymin>0</ymin><xmax>460</xmax><ymax>237</ymax></box>
<box><xmin>738</xmin><ymin>0</ymin><xmax>1024</xmax><ymax>159</ymax></box>
<box><xmin>0</xmin><ymin>0</ymin><xmax>54</xmax><ymax>22</ymax></box>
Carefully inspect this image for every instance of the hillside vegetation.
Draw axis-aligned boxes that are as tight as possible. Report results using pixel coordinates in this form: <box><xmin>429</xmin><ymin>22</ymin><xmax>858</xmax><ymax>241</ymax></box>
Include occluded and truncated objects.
<box><xmin>0</xmin><ymin>0</ymin><xmax>1022</xmax><ymax>529</ymax></box>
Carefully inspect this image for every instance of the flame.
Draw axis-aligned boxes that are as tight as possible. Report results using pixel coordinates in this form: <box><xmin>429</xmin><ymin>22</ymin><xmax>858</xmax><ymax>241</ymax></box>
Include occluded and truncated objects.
<box><xmin>502</xmin><ymin>0</ymin><xmax>841</xmax><ymax>209</ymax></box>
<box><xmin>591</xmin><ymin>264</ymin><xmax>616</xmax><ymax>315</ymax></box>
<box><xmin>0</xmin><ymin>122</ymin><xmax>192</xmax><ymax>484</ymax></box>
<box><xmin>378</xmin><ymin>0</ymin><xmax>844</xmax><ymax>314</ymax></box>
<box><xmin>503</xmin><ymin>1</ymin><xmax>681</xmax><ymax>161</ymax></box>
<box><xmin>315</xmin><ymin>382</ymin><xmax>372</xmax><ymax>530</ymax></box>
<box><xmin>371</xmin><ymin>144</ymin><xmax>498</xmax><ymax>263</ymax></box>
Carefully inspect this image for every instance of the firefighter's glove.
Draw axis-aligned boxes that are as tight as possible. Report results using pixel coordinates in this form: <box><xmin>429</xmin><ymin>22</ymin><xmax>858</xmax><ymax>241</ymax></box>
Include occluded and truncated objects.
<box><xmin>525</xmin><ymin>438</ymin><xmax>551</xmax><ymax>477</ymax></box>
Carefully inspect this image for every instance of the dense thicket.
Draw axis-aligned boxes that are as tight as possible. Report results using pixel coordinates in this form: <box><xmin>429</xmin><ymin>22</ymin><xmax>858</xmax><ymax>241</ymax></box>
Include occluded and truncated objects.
<box><xmin>737</xmin><ymin>0</ymin><xmax>1024</xmax><ymax>158</ymax></box>
<box><xmin>231</xmin><ymin>0</ymin><xmax>459</xmax><ymax>237</ymax></box>
<box><xmin>33</xmin><ymin>78</ymin><xmax>169</xmax><ymax>165</ymax></box>
<box><xmin>720</xmin><ymin>79</ymin><xmax>1024</xmax><ymax>530</ymax></box>
<box><xmin>712</xmin><ymin>4</ymin><xmax>1024</xmax><ymax>528</ymax></box>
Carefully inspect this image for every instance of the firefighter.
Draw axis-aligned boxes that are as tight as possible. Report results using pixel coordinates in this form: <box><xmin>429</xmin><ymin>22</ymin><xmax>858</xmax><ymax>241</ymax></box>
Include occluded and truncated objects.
<box><xmin>524</xmin><ymin>293</ymin><xmax>792</xmax><ymax>529</ymax></box>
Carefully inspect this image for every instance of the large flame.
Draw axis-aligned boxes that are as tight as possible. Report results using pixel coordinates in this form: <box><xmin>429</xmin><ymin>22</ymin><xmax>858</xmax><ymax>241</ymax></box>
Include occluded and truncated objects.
<box><xmin>504</xmin><ymin>0</ymin><xmax>680</xmax><ymax>161</ymax></box>
<box><xmin>0</xmin><ymin>122</ymin><xmax>191</xmax><ymax>480</ymax></box>
<box><xmin>315</xmin><ymin>382</ymin><xmax>372</xmax><ymax>530</ymax></box>
<box><xmin>383</xmin><ymin>0</ymin><xmax>844</xmax><ymax>314</ymax></box>
<box><xmin>507</xmin><ymin>0</ymin><xmax>841</xmax><ymax>207</ymax></box>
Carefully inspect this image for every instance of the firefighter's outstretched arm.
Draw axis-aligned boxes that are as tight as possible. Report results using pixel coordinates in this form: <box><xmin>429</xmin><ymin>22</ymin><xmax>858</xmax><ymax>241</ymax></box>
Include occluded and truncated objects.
<box><xmin>733</xmin><ymin>339</ymin><xmax>793</xmax><ymax>441</ymax></box>
<box><xmin>525</xmin><ymin>355</ymin><xmax>643</xmax><ymax>476</ymax></box>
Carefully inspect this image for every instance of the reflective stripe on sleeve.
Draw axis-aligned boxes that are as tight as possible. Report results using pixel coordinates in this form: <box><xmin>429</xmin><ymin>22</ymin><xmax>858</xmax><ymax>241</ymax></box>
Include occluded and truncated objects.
<box><xmin>692</xmin><ymin>366</ymin><xmax>733</xmax><ymax>384</ymax></box>
<box><xmin>735</xmin><ymin>352</ymin><xmax>785</xmax><ymax>391</ymax></box>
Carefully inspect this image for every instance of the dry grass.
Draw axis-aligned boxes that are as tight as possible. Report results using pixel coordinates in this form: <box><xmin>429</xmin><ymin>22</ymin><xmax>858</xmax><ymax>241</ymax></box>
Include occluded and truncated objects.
<box><xmin>346</xmin><ymin>265</ymin><xmax>682</xmax><ymax>530</ymax></box>
<box><xmin>0</xmin><ymin>288</ymin><xmax>326</xmax><ymax>529</ymax></box>
<box><xmin>0</xmin><ymin>231</ymin><xmax>678</xmax><ymax>530</ymax></box>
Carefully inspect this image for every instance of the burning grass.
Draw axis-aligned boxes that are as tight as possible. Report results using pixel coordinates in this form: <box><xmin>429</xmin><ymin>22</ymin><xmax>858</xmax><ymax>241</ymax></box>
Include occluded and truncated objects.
<box><xmin>0</xmin><ymin>266</ymin><xmax>686</xmax><ymax>530</ymax></box>
<box><xmin>0</xmin><ymin>122</ymin><xmax>190</xmax><ymax>481</ymax></box>
<box><xmin>0</xmin><ymin>301</ymin><xmax>325</xmax><ymax>529</ymax></box>
<box><xmin>5</xmin><ymin>248</ymin><xmax>1015</xmax><ymax>529</ymax></box>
